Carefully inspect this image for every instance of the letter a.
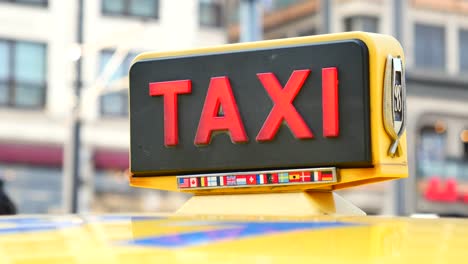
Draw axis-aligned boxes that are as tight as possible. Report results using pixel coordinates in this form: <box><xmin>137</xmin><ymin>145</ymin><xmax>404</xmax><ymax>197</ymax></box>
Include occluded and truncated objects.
<box><xmin>194</xmin><ymin>77</ymin><xmax>248</xmax><ymax>145</ymax></box>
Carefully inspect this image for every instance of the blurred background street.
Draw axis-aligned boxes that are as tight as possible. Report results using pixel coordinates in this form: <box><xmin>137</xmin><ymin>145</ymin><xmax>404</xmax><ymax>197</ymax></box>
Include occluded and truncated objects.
<box><xmin>0</xmin><ymin>0</ymin><xmax>467</xmax><ymax>216</ymax></box>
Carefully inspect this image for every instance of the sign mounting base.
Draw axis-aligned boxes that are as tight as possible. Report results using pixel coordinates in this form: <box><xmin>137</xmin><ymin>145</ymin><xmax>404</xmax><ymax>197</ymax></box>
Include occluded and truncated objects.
<box><xmin>176</xmin><ymin>191</ymin><xmax>365</xmax><ymax>217</ymax></box>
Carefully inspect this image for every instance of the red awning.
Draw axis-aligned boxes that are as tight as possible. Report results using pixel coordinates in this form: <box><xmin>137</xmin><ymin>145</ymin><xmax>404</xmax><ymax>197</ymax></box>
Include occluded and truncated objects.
<box><xmin>0</xmin><ymin>143</ymin><xmax>129</xmax><ymax>170</ymax></box>
<box><xmin>94</xmin><ymin>149</ymin><xmax>129</xmax><ymax>170</ymax></box>
<box><xmin>0</xmin><ymin>142</ymin><xmax>63</xmax><ymax>167</ymax></box>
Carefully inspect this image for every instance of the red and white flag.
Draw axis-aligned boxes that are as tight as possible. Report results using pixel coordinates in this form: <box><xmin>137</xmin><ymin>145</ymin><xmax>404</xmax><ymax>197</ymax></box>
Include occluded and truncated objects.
<box><xmin>189</xmin><ymin>177</ymin><xmax>198</xmax><ymax>187</ymax></box>
<box><xmin>300</xmin><ymin>171</ymin><xmax>311</xmax><ymax>182</ymax></box>
<box><xmin>219</xmin><ymin>176</ymin><xmax>225</xmax><ymax>186</ymax></box>
<box><xmin>246</xmin><ymin>174</ymin><xmax>257</xmax><ymax>185</ymax></box>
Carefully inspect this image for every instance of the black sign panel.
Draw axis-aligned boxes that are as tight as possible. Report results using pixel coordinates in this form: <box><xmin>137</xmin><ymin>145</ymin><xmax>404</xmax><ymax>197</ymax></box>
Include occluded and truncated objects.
<box><xmin>130</xmin><ymin>40</ymin><xmax>371</xmax><ymax>176</ymax></box>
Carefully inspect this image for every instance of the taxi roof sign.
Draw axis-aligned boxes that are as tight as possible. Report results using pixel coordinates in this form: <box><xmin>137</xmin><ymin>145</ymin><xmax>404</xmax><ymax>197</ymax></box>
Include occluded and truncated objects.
<box><xmin>129</xmin><ymin>32</ymin><xmax>408</xmax><ymax>193</ymax></box>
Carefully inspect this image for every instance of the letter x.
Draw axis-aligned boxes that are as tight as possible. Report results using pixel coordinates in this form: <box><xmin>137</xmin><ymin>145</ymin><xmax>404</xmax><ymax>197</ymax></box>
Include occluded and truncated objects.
<box><xmin>256</xmin><ymin>70</ymin><xmax>313</xmax><ymax>141</ymax></box>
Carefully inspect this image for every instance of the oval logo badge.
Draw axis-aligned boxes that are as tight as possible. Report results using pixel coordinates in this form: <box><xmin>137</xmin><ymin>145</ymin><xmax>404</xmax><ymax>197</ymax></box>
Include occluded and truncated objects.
<box><xmin>383</xmin><ymin>55</ymin><xmax>406</xmax><ymax>157</ymax></box>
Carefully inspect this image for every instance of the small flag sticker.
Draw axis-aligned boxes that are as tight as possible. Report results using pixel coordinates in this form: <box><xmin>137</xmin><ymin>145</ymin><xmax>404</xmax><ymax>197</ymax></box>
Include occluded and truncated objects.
<box><xmin>267</xmin><ymin>173</ymin><xmax>278</xmax><ymax>184</ymax></box>
<box><xmin>300</xmin><ymin>171</ymin><xmax>311</xmax><ymax>182</ymax></box>
<box><xmin>189</xmin><ymin>177</ymin><xmax>198</xmax><ymax>188</ymax></box>
<box><xmin>178</xmin><ymin>178</ymin><xmax>190</xmax><ymax>188</ymax></box>
<box><xmin>289</xmin><ymin>173</ymin><xmax>301</xmax><ymax>182</ymax></box>
<box><xmin>246</xmin><ymin>174</ymin><xmax>257</xmax><ymax>185</ymax></box>
<box><xmin>219</xmin><ymin>176</ymin><xmax>225</xmax><ymax>186</ymax></box>
<box><xmin>320</xmin><ymin>171</ymin><xmax>334</xmax><ymax>181</ymax></box>
<box><xmin>208</xmin><ymin>176</ymin><xmax>218</xmax><ymax>187</ymax></box>
<box><xmin>200</xmin><ymin>177</ymin><xmax>208</xmax><ymax>187</ymax></box>
<box><xmin>279</xmin><ymin>173</ymin><xmax>289</xmax><ymax>183</ymax></box>
<box><xmin>226</xmin><ymin>175</ymin><xmax>236</xmax><ymax>186</ymax></box>
<box><xmin>313</xmin><ymin>171</ymin><xmax>320</xmax><ymax>182</ymax></box>
<box><xmin>256</xmin><ymin>174</ymin><xmax>267</xmax><ymax>184</ymax></box>
<box><xmin>236</xmin><ymin>176</ymin><xmax>247</xmax><ymax>185</ymax></box>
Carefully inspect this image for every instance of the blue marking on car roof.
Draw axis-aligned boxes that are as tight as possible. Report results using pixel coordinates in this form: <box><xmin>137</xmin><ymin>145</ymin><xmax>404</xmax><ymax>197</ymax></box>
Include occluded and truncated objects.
<box><xmin>125</xmin><ymin>221</ymin><xmax>356</xmax><ymax>248</ymax></box>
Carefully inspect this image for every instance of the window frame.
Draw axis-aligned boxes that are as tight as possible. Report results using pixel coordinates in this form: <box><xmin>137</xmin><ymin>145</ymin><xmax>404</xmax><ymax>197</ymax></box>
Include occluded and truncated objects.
<box><xmin>101</xmin><ymin>0</ymin><xmax>159</xmax><ymax>20</ymax></box>
<box><xmin>414</xmin><ymin>23</ymin><xmax>446</xmax><ymax>71</ymax></box>
<box><xmin>0</xmin><ymin>163</ymin><xmax>62</xmax><ymax>214</ymax></box>
<box><xmin>199</xmin><ymin>1</ymin><xmax>223</xmax><ymax>28</ymax></box>
<box><xmin>0</xmin><ymin>39</ymin><xmax>47</xmax><ymax>109</ymax></box>
<box><xmin>459</xmin><ymin>29</ymin><xmax>468</xmax><ymax>72</ymax></box>
<box><xmin>0</xmin><ymin>0</ymin><xmax>48</xmax><ymax>7</ymax></box>
<box><xmin>297</xmin><ymin>28</ymin><xmax>317</xmax><ymax>37</ymax></box>
<box><xmin>98</xmin><ymin>49</ymin><xmax>136</xmax><ymax>117</ymax></box>
<box><xmin>344</xmin><ymin>15</ymin><xmax>379</xmax><ymax>33</ymax></box>
<box><xmin>99</xmin><ymin>90</ymin><xmax>129</xmax><ymax>117</ymax></box>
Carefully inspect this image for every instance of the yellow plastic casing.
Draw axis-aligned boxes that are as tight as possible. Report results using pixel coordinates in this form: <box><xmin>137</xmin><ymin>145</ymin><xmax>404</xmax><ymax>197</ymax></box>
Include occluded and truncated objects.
<box><xmin>129</xmin><ymin>32</ymin><xmax>408</xmax><ymax>194</ymax></box>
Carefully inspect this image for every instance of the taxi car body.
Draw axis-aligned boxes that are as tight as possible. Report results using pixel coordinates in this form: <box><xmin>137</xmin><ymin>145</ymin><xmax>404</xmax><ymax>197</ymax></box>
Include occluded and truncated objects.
<box><xmin>0</xmin><ymin>214</ymin><xmax>467</xmax><ymax>264</ymax></box>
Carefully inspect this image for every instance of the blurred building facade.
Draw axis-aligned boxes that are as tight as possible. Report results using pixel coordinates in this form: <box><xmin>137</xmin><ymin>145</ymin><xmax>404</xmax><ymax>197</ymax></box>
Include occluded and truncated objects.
<box><xmin>0</xmin><ymin>0</ymin><xmax>467</xmax><ymax>216</ymax></box>
<box><xmin>0</xmin><ymin>0</ymin><xmax>225</xmax><ymax>213</ymax></box>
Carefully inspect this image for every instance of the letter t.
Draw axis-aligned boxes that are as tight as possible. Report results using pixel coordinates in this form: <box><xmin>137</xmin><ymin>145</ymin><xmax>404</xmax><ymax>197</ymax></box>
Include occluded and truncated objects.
<box><xmin>149</xmin><ymin>80</ymin><xmax>192</xmax><ymax>146</ymax></box>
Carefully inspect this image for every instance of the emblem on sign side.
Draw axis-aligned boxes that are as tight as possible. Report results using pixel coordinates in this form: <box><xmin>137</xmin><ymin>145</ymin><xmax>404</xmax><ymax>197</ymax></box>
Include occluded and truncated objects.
<box><xmin>383</xmin><ymin>55</ymin><xmax>406</xmax><ymax>157</ymax></box>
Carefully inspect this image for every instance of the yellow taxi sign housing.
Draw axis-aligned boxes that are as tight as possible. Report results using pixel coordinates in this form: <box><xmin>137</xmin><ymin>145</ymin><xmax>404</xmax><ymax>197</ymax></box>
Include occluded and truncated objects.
<box><xmin>129</xmin><ymin>32</ymin><xmax>408</xmax><ymax>194</ymax></box>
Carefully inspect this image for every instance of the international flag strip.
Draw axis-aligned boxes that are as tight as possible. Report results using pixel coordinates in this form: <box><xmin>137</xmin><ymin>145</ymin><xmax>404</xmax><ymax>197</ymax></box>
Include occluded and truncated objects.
<box><xmin>178</xmin><ymin>178</ymin><xmax>190</xmax><ymax>188</ymax></box>
<box><xmin>179</xmin><ymin>169</ymin><xmax>335</xmax><ymax>189</ymax></box>
<box><xmin>256</xmin><ymin>174</ymin><xmax>267</xmax><ymax>184</ymax></box>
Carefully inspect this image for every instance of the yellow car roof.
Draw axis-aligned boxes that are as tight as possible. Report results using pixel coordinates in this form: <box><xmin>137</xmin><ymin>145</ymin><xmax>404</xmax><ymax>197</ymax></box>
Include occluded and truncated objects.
<box><xmin>0</xmin><ymin>214</ymin><xmax>466</xmax><ymax>264</ymax></box>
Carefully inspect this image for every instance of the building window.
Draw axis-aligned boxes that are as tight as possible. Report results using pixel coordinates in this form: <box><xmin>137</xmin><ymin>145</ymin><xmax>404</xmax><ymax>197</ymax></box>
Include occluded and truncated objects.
<box><xmin>415</xmin><ymin>118</ymin><xmax>468</xmax><ymax>215</ymax></box>
<box><xmin>102</xmin><ymin>0</ymin><xmax>159</xmax><ymax>19</ymax></box>
<box><xmin>459</xmin><ymin>29</ymin><xmax>468</xmax><ymax>72</ymax></box>
<box><xmin>98</xmin><ymin>50</ymin><xmax>136</xmax><ymax>117</ymax></box>
<box><xmin>0</xmin><ymin>39</ymin><xmax>47</xmax><ymax>108</ymax></box>
<box><xmin>0</xmin><ymin>164</ymin><xmax>62</xmax><ymax>213</ymax></box>
<box><xmin>199</xmin><ymin>0</ymin><xmax>223</xmax><ymax>28</ymax></box>
<box><xmin>100</xmin><ymin>91</ymin><xmax>128</xmax><ymax>117</ymax></box>
<box><xmin>264</xmin><ymin>0</ymin><xmax>307</xmax><ymax>13</ymax></box>
<box><xmin>460</xmin><ymin>129</ymin><xmax>468</xmax><ymax>164</ymax></box>
<box><xmin>297</xmin><ymin>28</ymin><xmax>317</xmax><ymax>37</ymax></box>
<box><xmin>416</xmin><ymin>125</ymin><xmax>447</xmax><ymax>180</ymax></box>
<box><xmin>414</xmin><ymin>23</ymin><xmax>445</xmax><ymax>70</ymax></box>
<box><xmin>0</xmin><ymin>0</ymin><xmax>48</xmax><ymax>7</ymax></box>
<box><xmin>344</xmin><ymin>16</ymin><xmax>379</xmax><ymax>33</ymax></box>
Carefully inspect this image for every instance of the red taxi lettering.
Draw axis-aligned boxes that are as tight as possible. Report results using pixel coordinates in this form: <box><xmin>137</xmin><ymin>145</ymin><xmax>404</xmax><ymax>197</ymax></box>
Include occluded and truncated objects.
<box><xmin>256</xmin><ymin>70</ymin><xmax>314</xmax><ymax>141</ymax></box>
<box><xmin>322</xmin><ymin>67</ymin><xmax>339</xmax><ymax>137</ymax></box>
<box><xmin>149</xmin><ymin>80</ymin><xmax>192</xmax><ymax>146</ymax></box>
<box><xmin>149</xmin><ymin>68</ymin><xmax>340</xmax><ymax>146</ymax></box>
<box><xmin>194</xmin><ymin>77</ymin><xmax>248</xmax><ymax>145</ymax></box>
